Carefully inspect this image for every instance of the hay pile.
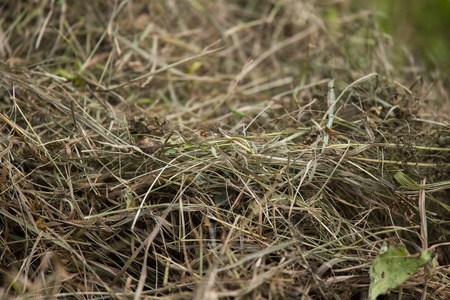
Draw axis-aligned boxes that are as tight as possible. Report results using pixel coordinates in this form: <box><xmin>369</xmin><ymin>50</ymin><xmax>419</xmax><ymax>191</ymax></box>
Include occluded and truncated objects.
<box><xmin>0</xmin><ymin>1</ymin><xmax>449</xmax><ymax>299</ymax></box>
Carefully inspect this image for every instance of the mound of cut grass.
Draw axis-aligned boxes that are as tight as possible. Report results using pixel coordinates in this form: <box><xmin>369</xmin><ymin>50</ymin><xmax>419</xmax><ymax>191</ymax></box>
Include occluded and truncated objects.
<box><xmin>0</xmin><ymin>1</ymin><xmax>449</xmax><ymax>299</ymax></box>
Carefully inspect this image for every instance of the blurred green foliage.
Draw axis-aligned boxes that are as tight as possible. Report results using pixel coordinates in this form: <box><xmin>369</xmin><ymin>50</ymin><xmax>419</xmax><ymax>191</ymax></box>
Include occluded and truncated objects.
<box><xmin>368</xmin><ymin>0</ymin><xmax>450</xmax><ymax>70</ymax></box>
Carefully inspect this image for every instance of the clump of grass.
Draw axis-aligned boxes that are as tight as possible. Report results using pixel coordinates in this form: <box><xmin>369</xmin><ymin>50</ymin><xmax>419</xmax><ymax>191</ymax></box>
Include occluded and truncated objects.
<box><xmin>0</xmin><ymin>1</ymin><xmax>449</xmax><ymax>299</ymax></box>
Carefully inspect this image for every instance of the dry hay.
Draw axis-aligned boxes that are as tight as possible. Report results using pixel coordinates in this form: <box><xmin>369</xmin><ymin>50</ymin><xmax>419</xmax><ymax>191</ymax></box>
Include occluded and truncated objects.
<box><xmin>0</xmin><ymin>1</ymin><xmax>449</xmax><ymax>299</ymax></box>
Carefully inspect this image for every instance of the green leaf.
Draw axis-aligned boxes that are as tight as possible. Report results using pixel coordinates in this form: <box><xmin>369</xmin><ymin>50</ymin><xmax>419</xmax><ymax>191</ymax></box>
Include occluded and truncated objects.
<box><xmin>58</xmin><ymin>70</ymin><xmax>78</xmax><ymax>80</ymax></box>
<box><xmin>137</xmin><ymin>98</ymin><xmax>155</xmax><ymax>105</ymax></box>
<box><xmin>368</xmin><ymin>241</ymin><xmax>432</xmax><ymax>299</ymax></box>
<box><xmin>165</xmin><ymin>148</ymin><xmax>177</xmax><ymax>155</ymax></box>
<box><xmin>211</xmin><ymin>146</ymin><xmax>217</xmax><ymax>157</ymax></box>
<box><xmin>57</xmin><ymin>70</ymin><xmax>85</xmax><ymax>86</ymax></box>
<box><xmin>187</xmin><ymin>61</ymin><xmax>203</xmax><ymax>74</ymax></box>
<box><xmin>394</xmin><ymin>171</ymin><xmax>450</xmax><ymax>190</ymax></box>
<box><xmin>230</xmin><ymin>108</ymin><xmax>247</xmax><ymax>117</ymax></box>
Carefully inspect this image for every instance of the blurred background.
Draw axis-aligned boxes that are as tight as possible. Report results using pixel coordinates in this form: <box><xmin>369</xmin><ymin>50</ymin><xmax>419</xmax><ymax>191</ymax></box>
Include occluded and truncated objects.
<box><xmin>366</xmin><ymin>0</ymin><xmax>450</xmax><ymax>71</ymax></box>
